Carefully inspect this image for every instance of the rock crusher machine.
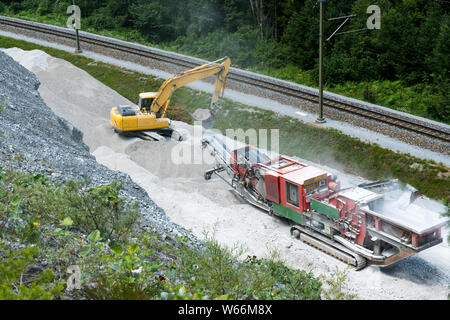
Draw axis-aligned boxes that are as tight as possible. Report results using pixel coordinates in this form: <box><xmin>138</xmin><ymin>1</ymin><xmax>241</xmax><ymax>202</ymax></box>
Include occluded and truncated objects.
<box><xmin>202</xmin><ymin>137</ymin><xmax>447</xmax><ymax>270</ymax></box>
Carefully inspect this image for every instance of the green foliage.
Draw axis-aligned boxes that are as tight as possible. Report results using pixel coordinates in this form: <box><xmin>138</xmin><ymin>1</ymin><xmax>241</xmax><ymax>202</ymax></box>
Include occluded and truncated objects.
<box><xmin>79</xmin><ymin>275</ymin><xmax>155</xmax><ymax>300</ymax></box>
<box><xmin>0</xmin><ymin>168</ymin><xmax>328</xmax><ymax>301</ymax></box>
<box><xmin>1</xmin><ymin>30</ymin><xmax>447</xmax><ymax>299</ymax></box>
<box><xmin>244</xmin><ymin>255</ymin><xmax>322</xmax><ymax>300</ymax></box>
<box><xmin>169</xmin><ymin>26</ymin><xmax>260</xmax><ymax>69</ymax></box>
<box><xmin>0</xmin><ymin>244</ymin><xmax>64</xmax><ymax>300</ymax></box>
<box><xmin>0</xmin><ymin>171</ymin><xmax>46</xmax><ymax>243</ymax></box>
<box><xmin>75</xmin><ymin>242</ymin><xmax>163</xmax><ymax>300</ymax></box>
<box><xmin>0</xmin><ymin>169</ymin><xmax>139</xmax><ymax>244</ymax></box>
<box><xmin>61</xmin><ymin>179</ymin><xmax>140</xmax><ymax>242</ymax></box>
<box><xmin>128</xmin><ymin>0</ymin><xmax>178</xmax><ymax>43</ymax></box>
<box><xmin>0</xmin><ymin>35</ymin><xmax>447</xmax><ymax>201</ymax></box>
<box><xmin>320</xmin><ymin>266</ymin><xmax>356</xmax><ymax>300</ymax></box>
<box><xmin>174</xmin><ymin>234</ymin><xmax>322</xmax><ymax>300</ymax></box>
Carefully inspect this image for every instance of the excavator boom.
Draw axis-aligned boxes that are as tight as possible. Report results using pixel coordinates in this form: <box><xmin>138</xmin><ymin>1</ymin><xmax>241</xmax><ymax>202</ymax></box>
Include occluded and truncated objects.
<box><xmin>151</xmin><ymin>57</ymin><xmax>230</xmax><ymax>118</ymax></box>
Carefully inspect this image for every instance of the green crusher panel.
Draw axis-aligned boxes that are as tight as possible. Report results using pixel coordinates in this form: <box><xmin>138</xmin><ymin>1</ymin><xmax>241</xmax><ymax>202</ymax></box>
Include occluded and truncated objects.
<box><xmin>310</xmin><ymin>198</ymin><xmax>338</xmax><ymax>219</ymax></box>
<box><xmin>272</xmin><ymin>203</ymin><xmax>303</xmax><ymax>225</ymax></box>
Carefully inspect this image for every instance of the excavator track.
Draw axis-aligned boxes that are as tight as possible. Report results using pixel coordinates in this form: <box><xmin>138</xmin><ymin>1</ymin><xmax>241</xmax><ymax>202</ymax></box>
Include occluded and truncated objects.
<box><xmin>116</xmin><ymin>127</ymin><xmax>183</xmax><ymax>142</ymax></box>
<box><xmin>290</xmin><ymin>225</ymin><xmax>367</xmax><ymax>270</ymax></box>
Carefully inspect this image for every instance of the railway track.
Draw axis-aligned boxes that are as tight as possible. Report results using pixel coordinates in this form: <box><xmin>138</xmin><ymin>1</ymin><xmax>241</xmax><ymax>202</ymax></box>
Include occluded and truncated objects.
<box><xmin>1</xmin><ymin>15</ymin><xmax>449</xmax><ymax>143</ymax></box>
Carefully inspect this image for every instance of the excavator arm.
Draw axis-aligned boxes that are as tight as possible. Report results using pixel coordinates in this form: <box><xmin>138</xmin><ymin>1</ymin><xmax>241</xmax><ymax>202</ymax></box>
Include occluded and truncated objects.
<box><xmin>149</xmin><ymin>56</ymin><xmax>231</xmax><ymax>118</ymax></box>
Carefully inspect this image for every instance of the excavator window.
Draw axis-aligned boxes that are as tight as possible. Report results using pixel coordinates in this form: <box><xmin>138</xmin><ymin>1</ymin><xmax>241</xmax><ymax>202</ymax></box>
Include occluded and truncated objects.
<box><xmin>139</xmin><ymin>97</ymin><xmax>154</xmax><ymax>113</ymax></box>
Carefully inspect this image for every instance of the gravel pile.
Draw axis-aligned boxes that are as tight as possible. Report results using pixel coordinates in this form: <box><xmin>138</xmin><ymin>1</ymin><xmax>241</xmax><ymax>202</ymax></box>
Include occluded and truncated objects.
<box><xmin>0</xmin><ymin>50</ymin><xmax>202</xmax><ymax>249</ymax></box>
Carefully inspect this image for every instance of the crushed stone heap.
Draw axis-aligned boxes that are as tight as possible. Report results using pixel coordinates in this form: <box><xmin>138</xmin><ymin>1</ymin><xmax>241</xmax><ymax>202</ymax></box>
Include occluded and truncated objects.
<box><xmin>0</xmin><ymin>50</ymin><xmax>200</xmax><ymax>247</ymax></box>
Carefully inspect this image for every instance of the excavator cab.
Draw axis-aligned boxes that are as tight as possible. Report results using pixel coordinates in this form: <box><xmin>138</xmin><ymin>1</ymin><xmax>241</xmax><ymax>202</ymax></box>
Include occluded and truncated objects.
<box><xmin>138</xmin><ymin>92</ymin><xmax>156</xmax><ymax>113</ymax></box>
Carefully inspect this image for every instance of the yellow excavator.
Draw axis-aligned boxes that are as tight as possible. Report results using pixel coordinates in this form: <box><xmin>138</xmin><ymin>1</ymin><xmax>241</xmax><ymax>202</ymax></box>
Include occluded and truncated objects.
<box><xmin>110</xmin><ymin>56</ymin><xmax>231</xmax><ymax>137</ymax></box>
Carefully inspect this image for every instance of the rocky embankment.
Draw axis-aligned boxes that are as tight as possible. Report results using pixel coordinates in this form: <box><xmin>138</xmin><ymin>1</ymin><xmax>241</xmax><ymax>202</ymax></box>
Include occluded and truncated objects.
<box><xmin>0</xmin><ymin>50</ymin><xmax>201</xmax><ymax>248</ymax></box>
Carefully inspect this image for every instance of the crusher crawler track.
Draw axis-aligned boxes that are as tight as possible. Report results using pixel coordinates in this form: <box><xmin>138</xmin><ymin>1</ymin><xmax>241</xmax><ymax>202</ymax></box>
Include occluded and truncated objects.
<box><xmin>290</xmin><ymin>225</ymin><xmax>367</xmax><ymax>270</ymax></box>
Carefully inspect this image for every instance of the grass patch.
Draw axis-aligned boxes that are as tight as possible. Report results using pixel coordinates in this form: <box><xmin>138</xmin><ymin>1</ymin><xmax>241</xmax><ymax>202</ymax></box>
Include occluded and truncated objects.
<box><xmin>0</xmin><ymin>34</ymin><xmax>448</xmax><ymax>203</ymax></box>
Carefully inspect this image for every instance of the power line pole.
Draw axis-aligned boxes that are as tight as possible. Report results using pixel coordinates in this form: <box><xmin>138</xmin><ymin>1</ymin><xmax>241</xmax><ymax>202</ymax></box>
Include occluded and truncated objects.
<box><xmin>73</xmin><ymin>0</ymin><xmax>82</xmax><ymax>54</ymax></box>
<box><xmin>316</xmin><ymin>0</ymin><xmax>326</xmax><ymax>123</ymax></box>
<box><xmin>314</xmin><ymin>3</ymin><xmax>380</xmax><ymax>123</ymax></box>
<box><xmin>67</xmin><ymin>1</ymin><xmax>82</xmax><ymax>53</ymax></box>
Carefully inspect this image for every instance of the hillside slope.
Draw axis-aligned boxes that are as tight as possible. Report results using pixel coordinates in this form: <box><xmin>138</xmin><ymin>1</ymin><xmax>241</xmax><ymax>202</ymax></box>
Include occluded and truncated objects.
<box><xmin>0</xmin><ymin>49</ymin><xmax>203</xmax><ymax>285</ymax></box>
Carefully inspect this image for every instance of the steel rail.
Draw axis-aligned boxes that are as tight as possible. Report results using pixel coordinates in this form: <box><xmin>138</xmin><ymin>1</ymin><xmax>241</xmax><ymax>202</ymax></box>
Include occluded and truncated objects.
<box><xmin>1</xmin><ymin>16</ymin><xmax>449</xmax><ymax>143</ymax></box>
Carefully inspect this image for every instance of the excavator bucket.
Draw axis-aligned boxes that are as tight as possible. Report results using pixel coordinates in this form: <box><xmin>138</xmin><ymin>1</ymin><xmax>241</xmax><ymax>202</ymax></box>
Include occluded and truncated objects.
<box><xmin>192</xmin><ymin>108</ymin><xmax>215</xmax><ymax>129</ymax></box>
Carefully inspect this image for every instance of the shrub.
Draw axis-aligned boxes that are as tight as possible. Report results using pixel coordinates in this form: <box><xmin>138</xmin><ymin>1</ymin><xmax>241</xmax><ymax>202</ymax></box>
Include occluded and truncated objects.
<box><xmin>75</xmin><ymin>242</ymin><xmax>163</xmax><ymax>300</ymax></box>
<box><xmin>175</xmin><ymin>234</ymin><xmax>322</xmax><ymax>299</ymax></box>
<box><xmin>320</xmin><ymin>266</ymin><xmax>356</xmax><ymax>300</ymax></box>
<box><xmin>0</xmin><ymin>244</ymin><xmax>64</xmax><ymax>300</ymax></box>
<box><xmin>0</xmin><ymin>170</ymin><xmax>139</xmax><ymax>244</ymax></box>
<box><xmin>60</xmin><ymin>179</ymin><xmax>140</xmax><ymax>242</ymax></box>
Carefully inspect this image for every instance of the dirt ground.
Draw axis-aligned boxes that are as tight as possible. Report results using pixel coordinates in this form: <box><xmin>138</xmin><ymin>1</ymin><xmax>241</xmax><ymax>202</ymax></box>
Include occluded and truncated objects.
<box><xmin>4</xmin><ymin>48</ymin><xmax>449</xmax><ymax>300</ymax></box>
